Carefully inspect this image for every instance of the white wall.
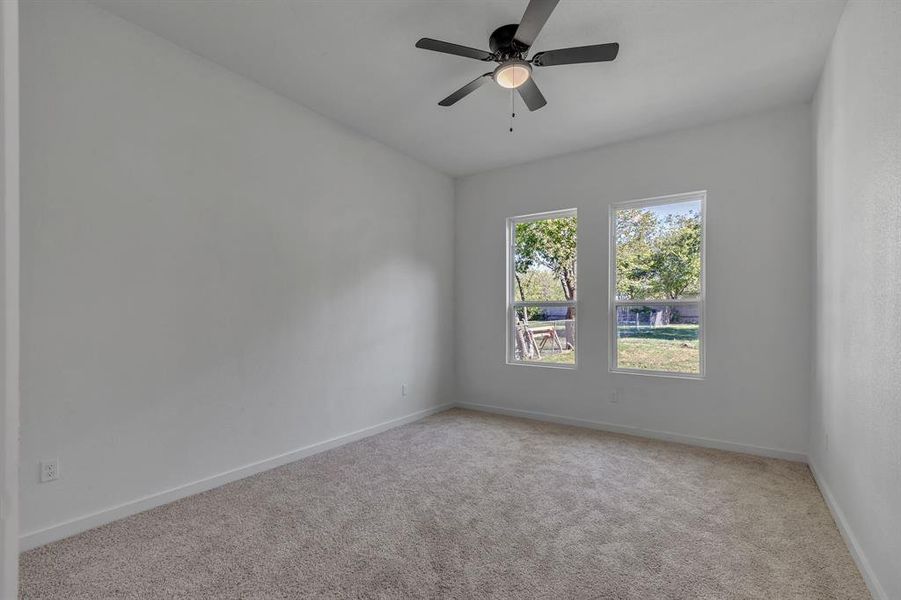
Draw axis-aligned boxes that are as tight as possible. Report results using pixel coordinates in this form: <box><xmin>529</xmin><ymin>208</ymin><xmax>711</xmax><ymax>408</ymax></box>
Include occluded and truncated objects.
<box><xmin>19</xmin><ymin>0</ymin><xmax>454</xmax><ymax>543</ymax></box>
<box><xmin>1</xmin><ymin>0</ymin><xmax>20</xmax><ymax>595</ymax></box>
<box><xmin>811</xmin><ymin>1</ymin><xmax>901</xmax><ymax>598</ymax></box>
<box><xmin>456</xmin><ymin>104</ymin><xmax>814</xmax><ymax>459</ymax></box>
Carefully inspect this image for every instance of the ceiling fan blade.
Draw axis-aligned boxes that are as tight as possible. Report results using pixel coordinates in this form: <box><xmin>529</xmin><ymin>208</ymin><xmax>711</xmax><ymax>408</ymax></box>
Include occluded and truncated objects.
<box><xmin>514</xmin><ymin>0</ymin><xmax>560</xmax><ymax>48</ymax></box>
<box><xmin>415</xmin><ymin>38</ymin><xmax>494</xmax><ymax>61</ymax></box>
<box><xmin>532</xmin><ymin>43</ymin><xmax>620</xmax><ymax>67</ymax></box>
<box><xmin>517</xmin><ymin>77</ymin><xmax>547</xmax><ymax>111</ymax></box>
<box><xmin>439</xmin><ymin>73</ymin><xmax>493</xmax><ymax>107</ymax></box>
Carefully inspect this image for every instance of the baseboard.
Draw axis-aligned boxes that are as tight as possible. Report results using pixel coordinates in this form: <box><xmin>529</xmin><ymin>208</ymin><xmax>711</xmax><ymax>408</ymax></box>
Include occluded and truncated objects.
<box><xmin>808</xmin><ymin>461</ymin><xmax>887</xmax><ymax>600</ymax></box>
<box><xmin>456</xmin><ymin>401</ymin><xmax>808</xmax><ymax>462</ymax></box>
<box><xmin>19</xmin><ymin>402</ymin><xmax>454</xmax><ymax>552</ymax></box>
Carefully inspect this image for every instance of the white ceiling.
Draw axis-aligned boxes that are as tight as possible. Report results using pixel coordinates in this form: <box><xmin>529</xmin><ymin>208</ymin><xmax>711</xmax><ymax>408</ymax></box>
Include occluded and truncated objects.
<box><xmin>91</xmin><ymin>0</ymin><xmax>846</xmax><ymax>177</ymax></box>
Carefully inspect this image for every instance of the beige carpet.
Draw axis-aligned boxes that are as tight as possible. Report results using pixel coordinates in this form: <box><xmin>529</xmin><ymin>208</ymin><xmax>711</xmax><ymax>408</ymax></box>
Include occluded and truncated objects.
<box><xmin>20</xmin><ymin>409</ymin><xmax>869</xmax><ymax>599</ymax></box>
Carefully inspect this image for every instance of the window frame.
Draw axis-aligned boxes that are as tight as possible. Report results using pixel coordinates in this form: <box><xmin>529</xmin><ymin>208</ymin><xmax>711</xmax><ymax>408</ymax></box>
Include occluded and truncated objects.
<box><xmin>506</xmin><ymin>208</ymin><xmax>578</xmax><ymax>370</ymax></box>
<box><xmin>608</xmin><ymin>191</ymin><xmax>707</xmax><ymax>379</ymax></box>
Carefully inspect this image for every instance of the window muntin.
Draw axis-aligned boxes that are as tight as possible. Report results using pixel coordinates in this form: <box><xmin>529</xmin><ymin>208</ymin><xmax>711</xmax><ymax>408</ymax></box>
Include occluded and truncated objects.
<box><xmin>610</xmin><ymin>193</ymin><xmax>705</xmax><ymax>377</ymax></box>
<box><xmin>508</xmin><ymin>210</ymin><xmax>577</xmax><ymax>368</ymax></box>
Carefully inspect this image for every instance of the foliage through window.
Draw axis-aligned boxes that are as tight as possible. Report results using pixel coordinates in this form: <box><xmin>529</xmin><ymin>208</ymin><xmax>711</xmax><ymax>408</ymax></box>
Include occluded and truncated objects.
<box><xmin>508</xmin><ymin>210</ymin><xmax>577</xmax><ymax>367</ymax></box>
<box><xmin>611</xmin><ymin>193</ymin><xmax>705</xmax><ymax>376</ymax></box>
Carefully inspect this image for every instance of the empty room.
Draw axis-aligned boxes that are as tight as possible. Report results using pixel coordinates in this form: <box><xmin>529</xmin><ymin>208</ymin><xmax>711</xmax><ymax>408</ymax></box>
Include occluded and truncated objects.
<box><xmin>0</xmin><ymin>0</ymin><xmax>899</xmax><ymax>598</ymax></box>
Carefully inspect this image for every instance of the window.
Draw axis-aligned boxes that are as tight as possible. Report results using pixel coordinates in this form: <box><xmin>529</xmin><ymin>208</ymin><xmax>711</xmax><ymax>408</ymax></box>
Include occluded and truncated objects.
<box><xmin>507</xmin><ymin>209</ymin><xmax>577</xmax><ymax>367</ymax></box>
<box><xmin>610</xmin><ymin>192</ymin><xmax>705</xmax><ymax>377</ymax></box>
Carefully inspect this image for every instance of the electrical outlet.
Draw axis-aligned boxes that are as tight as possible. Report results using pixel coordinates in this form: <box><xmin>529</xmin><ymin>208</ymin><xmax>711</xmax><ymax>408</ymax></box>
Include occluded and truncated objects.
<box><xmin>40</xmin><ymin>458</ymin><xmax>60</xmax><ymax>483</ymax></box>
<box><xmin>401</xmin><ymin>384</ymin><xmax>408</xmax><ymax>397</ymax></box>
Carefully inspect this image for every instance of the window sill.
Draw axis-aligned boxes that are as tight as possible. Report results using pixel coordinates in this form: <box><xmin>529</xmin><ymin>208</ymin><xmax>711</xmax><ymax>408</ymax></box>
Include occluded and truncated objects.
<box><xmin>609</xmin><ymin>367</ymin><xmax>704</xmax><ymax>380</ymax></box>
<box><xmin>507</xmin><ymin>360</ymin><xmax>577</xmax><ymax>370</ymax></box>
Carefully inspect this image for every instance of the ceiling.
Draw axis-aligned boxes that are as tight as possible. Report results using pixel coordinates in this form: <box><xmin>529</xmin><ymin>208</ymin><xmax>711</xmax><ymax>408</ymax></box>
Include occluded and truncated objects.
<box><xmin>91</xmin><ymin>0</ymin><xmax>846</xmax><ymax>177</ymax></box>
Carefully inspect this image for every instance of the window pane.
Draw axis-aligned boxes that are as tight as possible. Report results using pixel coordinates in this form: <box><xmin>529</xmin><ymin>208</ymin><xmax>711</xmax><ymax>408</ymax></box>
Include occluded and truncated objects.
<box><xmin>513</xmin><ymin>306</ymin><xmax>576</xmax><ymax>365</ymax></box>
<box><xmin>615</xmin><ymin>200</ymin><xmax>701</xmax><ymax>301</ymax></box>
<box><xmin>513</xmin><ymin>216</ymin><xmax>577</xmax><ymax>302</ymax></box>
<box><xmin>615</xmin><ymin>303</ymin><xmax>700</xmax><ymax>374</ymax></box>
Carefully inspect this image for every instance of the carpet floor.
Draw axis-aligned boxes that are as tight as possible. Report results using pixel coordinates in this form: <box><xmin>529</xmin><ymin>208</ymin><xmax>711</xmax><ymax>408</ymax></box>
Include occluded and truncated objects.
<box><xmin>20</xmin><ymin>409</ymin><xmax>869</xmax><ymax>599</ymax></box>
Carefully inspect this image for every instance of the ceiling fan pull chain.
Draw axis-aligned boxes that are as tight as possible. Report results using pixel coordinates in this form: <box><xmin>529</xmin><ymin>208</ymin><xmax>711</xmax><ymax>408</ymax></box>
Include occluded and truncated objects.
<box><xmin>510</xmin><ymin>89</ymin><xmax>515</xmax><ymax>133</ymax></box>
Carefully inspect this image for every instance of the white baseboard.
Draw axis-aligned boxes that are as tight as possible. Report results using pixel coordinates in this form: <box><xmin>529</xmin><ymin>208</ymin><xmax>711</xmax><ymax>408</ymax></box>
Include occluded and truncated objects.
<box><xmin>808</xmin><ymin>461</ymin><xmax>887</xmax><ymax>600</ymax></box>
<box><xmin>20</xmin><ymin>403</ymin><xmax>454</xmax><ymax>551</ymax></box>
<box><xmin>456</xmin><ymin>401</ymin><xmax>808</xmax><ymax>462</ymax></box>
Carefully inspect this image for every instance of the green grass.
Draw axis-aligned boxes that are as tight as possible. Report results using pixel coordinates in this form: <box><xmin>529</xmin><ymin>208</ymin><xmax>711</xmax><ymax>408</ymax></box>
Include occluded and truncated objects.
<box><xmin>616</xmin><ymin>324</ymin><xmax>699</xmax><ymax>373</ymax></box>
<box><xmin>535</xmin><ymin>350</ymin><xmax>575</xmax><ymax>365</ymax></box>
<box><xmin>617</xmin><ymin>324</ymin><xmax>698</xmax><ymax>340</ymax></box>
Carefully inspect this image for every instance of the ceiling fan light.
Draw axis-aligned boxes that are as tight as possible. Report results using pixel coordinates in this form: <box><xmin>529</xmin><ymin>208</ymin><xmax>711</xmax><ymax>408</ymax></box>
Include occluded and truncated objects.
<box><xmin>493</xmin><ymin>60</ymin><xmax>532</xmax><ymax>89</ymax></box>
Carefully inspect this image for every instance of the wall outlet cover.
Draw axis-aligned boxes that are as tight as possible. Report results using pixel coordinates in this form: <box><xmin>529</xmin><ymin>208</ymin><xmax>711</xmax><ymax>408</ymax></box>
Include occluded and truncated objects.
<box><xmin>40</xmin><ymin>458</ymin><xmax>60</xmax><ymax>483</ymax></box>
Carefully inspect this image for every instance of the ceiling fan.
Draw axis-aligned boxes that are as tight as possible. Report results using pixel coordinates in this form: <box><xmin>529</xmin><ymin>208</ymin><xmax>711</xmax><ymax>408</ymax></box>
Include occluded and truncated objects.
<box><xmin>415</xmin><ymin>0</ymin><xmax>619</xmax><ymax>112</ymax></box>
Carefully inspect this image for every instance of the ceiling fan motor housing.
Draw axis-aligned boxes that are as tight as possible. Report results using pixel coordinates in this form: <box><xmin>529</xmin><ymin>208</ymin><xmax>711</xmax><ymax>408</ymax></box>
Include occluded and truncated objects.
<box><xmin>489</xmin><ymin>24</ymin><xmax>529</xmax><ymax>59</ymax></box>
